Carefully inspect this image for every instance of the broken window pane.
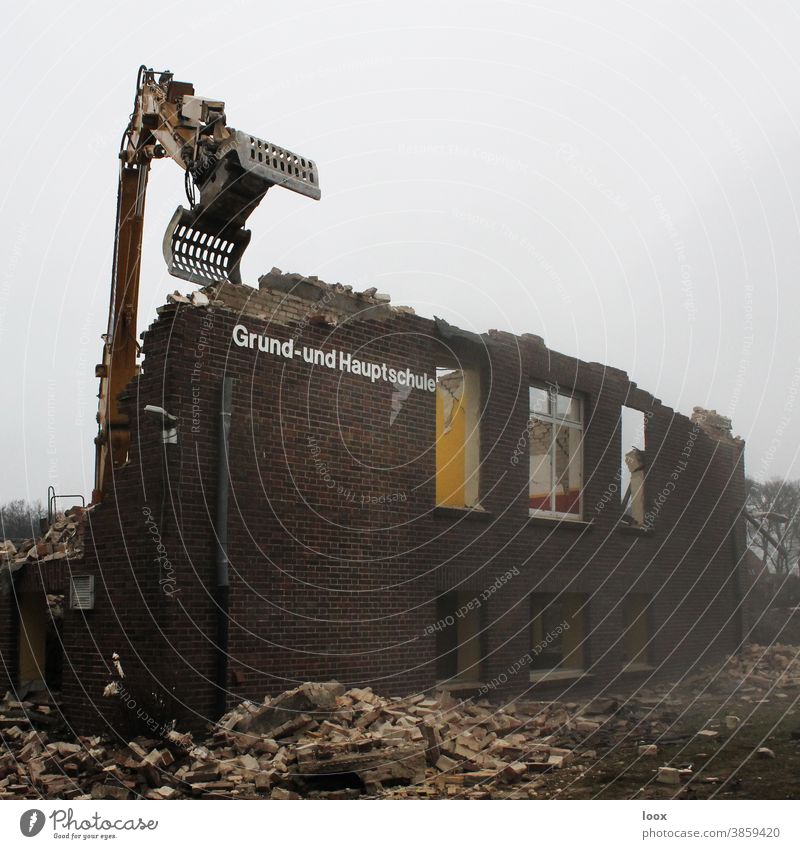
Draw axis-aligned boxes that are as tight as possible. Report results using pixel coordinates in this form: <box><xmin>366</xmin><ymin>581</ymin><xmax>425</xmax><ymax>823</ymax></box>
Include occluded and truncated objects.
<box><xmin>553</xmin><ymin>423</ymin><xmax>582</xmax><ymax>515</ymax></box>
<box><xmin>530</xmin><ymin>386</ymin><xmax>549</xmax><ymax>415</ymax></box>
<box><xmin>529</xmin><ymin>419</ymin><xmax>553</xmax><ymax>511</ymax></box>
<box><xmin>555</xmin><ymin>392</ymin><xmax>580</xmax><ymax>422</ymax></box>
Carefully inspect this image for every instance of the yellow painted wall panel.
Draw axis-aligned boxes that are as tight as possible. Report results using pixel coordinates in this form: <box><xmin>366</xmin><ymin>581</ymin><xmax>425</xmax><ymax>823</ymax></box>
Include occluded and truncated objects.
<box><xmin>435</xmin><ymin>384</ymin><xmax>466</xmax><ymax>506</ymax></box>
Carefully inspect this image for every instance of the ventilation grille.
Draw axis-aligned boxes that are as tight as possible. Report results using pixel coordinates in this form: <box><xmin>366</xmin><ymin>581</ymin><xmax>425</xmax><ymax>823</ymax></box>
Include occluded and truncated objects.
<box><xmin>69</xmin><ymin>575</ymin><xmax>95</xmax><ymax>610</ymax></box>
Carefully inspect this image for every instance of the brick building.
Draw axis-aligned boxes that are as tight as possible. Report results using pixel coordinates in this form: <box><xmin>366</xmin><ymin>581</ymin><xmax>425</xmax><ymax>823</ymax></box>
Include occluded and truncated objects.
<box><xmin>1</xmin><ymin>269</ymin><xmax>748</xmax><ymax>733</ymax></box>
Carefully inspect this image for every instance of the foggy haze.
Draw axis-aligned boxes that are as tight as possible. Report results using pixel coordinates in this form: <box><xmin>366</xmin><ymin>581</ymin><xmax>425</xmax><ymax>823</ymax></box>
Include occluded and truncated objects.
<box><xmin>1</xmin><ymin>0</ymin><xmax>799</xmax><ymax>503</ymax></box>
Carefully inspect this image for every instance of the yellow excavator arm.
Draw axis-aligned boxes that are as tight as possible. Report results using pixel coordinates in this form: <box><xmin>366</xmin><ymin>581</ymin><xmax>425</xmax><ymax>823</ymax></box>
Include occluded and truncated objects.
<box><xmin>93</xmin><ymin>66</ymin><xmax>320</xmax><ymax>503</ymax></box>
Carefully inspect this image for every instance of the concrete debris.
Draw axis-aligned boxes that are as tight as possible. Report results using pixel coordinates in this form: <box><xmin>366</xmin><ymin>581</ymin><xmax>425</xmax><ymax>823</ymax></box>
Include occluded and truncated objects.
<box><xmin>1</xmin><ymin>504</ymin><xmax>90</xmax><ymax>572</ymax></box>
<box><xmin>713</xmin><ymin>643</ymin><xmax>800</xmax><ymax>693</ymax></box>
<box><xmin>691</xmin><ymin>406</ymin><xmax>741</xmax><ymax>445</ymax></box>
<box><xmin>156</xmin><ymin>273</ymin><xmax>419</xmax><ymax>328</ymax></box>
<box><xmin>2</xmin><ymin>643</ymin><xmax>799</xmax><ymax>800</ymax></box>
<box><xmin>256</xmin><ymin>271</ymin><xmax>393</xmax><ymax>308</ymax></box>
<box><xmin>166</xmin><ymin>290</ymin><xmax>210</xmax><ymax>307</ymax></box>
<box><xmin>0</xmin><ymin>688</ymin><xmax>64</xmax><ymax>733</ymax></box>
<box><xmin>656</xmin><ymin>766</ymin><xmax>682</xmax><ymax>785</ymax></box>
<box><xmin>1</xmin><ymin>682</ymin><xmax>604</xmax><ymax>800</ymax></box>
<box><xmin>111</xmin><ymin>653</ymin><xmax>125</xmax><ymax>680</ymax></box>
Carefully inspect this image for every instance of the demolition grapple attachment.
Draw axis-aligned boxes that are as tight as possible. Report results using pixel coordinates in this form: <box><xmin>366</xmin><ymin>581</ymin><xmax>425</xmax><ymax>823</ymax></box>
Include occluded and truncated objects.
<box><xmin>95</xmin><ymin>66</ymin><xmax>322</xmax><ymax>503</ymax></box>
<box><xmin>163</xmin><ymin>130</ymin><xmax>321</xmax><ymax>285</ymax></box>
<box><xmin>163</xmin><ymin>206</ymin><xmax>251</xmax><ymax>285</ymax></box>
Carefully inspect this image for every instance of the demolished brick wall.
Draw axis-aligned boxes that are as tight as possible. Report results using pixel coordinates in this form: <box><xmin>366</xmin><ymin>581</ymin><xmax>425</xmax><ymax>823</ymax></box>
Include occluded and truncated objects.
<box><xmin>56</xmin><ymin>272</ymin><xmax>747</xmax><ymax>733</ymax></box>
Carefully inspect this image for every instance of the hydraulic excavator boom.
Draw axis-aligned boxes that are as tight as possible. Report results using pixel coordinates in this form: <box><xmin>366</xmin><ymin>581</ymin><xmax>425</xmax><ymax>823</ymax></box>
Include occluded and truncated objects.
<box><xmin>93</xmin><ymin>66</ymin><xmax>320</xmax><ymax>503</ymax></box>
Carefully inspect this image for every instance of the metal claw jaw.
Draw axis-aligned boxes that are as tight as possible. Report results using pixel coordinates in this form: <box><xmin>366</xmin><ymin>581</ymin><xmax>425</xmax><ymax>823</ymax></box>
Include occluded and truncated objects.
<box><xmin>162</xmin><ymin>206</ymin><xmax>251</xmax><ymax>286</ymax></box>
<box><xmin>162</xmin><ymin>129</ymin><xmax>320</xmax><ymax>287</ymax></box>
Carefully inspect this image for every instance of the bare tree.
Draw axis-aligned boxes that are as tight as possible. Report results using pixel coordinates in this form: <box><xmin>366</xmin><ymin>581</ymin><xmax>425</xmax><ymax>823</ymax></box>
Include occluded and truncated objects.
<box><xmin>0</xmin><ymin>499</ymin><xmax>46</xmax><ymax>542</ymax></box>
<box><xmin>745</xmin><ymin>477</ymin><xmax>800</xmax><ymax>575</ymax></box>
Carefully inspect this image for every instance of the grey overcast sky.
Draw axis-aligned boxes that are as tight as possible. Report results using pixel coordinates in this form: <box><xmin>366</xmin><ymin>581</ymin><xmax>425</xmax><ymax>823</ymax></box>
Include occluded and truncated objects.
<box><xmin>1</xmin><ymin>0</ymin><xmax>799</xmax><ymax>504</ymax></box>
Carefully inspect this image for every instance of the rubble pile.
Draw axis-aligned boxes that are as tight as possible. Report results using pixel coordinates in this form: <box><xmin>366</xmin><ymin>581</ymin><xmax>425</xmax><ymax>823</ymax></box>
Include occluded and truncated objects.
<box><xmin>163</xmin><ymin>268</ymin><xmax>419</xmax><ymax>324</ymax></box>
<box><xmin>715</xmin><ymin>643</ymin><xmax>800</xmax><ymax>693</ymax></box>
<box><xmin>0</xmin><ymin>505</ymin><xmax>89</xmax><ymax>568</ymax></box>
<box><xmin>1</xmin><ymin>643</ymin><xmax>798</xmax><ymax>800</ymax></box>
<box><xmin>671</xmin><ymin>643</ymin><xmax>800</xmax><ymax>703</ymax></box>
<box><xmin>210</xmin><ymin>682</ymin><xmax>615</xmax><ymax>799</ymax></box>
<box><xmin>0</xmin><ymin>681</ymin><xmax>658</xmax><ymax>800</ymax></box>
<box><xmin>0</xmin><ymin>691</ymin><xmax>63</xmax><ymax>733</ymax></box>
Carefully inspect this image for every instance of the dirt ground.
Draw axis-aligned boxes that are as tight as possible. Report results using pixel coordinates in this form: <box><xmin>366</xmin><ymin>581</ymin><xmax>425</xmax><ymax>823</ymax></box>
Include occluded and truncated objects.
<box><xmin>541</xmin><ymin>697</ymin><xmax>800</xmax><ymax>800</ymax></box>
<box><xmin>3</xmin><ymin>644</ymin><xmax>799</xmax><ymax>800</ymax></box>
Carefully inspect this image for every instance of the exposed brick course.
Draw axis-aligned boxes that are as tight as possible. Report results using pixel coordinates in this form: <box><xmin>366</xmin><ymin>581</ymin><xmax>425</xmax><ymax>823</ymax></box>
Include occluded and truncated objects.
<box><xmin>46</xmin><ymin>275</ymin><xmax>746</xmax><ymax>733</ymax></box>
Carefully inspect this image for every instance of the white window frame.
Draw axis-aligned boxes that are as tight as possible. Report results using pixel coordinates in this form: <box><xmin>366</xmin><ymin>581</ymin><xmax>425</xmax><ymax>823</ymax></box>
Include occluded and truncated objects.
<box><xmin>528</xmin><ymin>383</ymin><xmax>584</xmax><ymax>520</ymax></box>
